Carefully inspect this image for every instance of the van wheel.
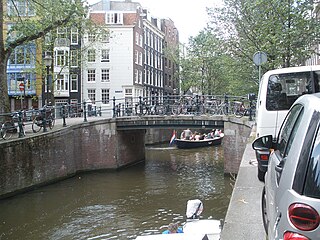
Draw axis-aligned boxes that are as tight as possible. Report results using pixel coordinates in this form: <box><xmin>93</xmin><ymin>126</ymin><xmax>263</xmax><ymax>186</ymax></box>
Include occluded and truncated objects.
<box><xmin>258</xmin><ymin>169</ymin><xmax>265</xmax><ymax>182</ymax></box>
<box><xmin>261</xmin><ymin>186</ymin><xmax>269</xmax><ymax>235</ymax></box>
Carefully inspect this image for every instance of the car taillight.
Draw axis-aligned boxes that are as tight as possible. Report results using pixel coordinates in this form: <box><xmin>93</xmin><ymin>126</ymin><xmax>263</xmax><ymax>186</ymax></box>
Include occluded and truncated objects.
<box><xmin>260</xmin><ymin>154</ymin><xmax>269</xmax><ymax>161</ymax></box>
<box><xmin>283</xmin><ymin>231</ymin><xmax>310</xmax><ymax>240</ymax></box>
<box><xmin>288</xmin><ymin>203</ymin><xmax>320</xmax><ymax>231</ymax></box>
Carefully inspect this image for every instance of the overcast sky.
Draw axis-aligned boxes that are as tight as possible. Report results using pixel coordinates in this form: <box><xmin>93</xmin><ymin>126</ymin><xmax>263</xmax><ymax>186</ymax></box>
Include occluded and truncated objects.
<box><xmin>88</xmin><ymin>0</ymin><xmax>223</xmax><ymax>44</ymax></box>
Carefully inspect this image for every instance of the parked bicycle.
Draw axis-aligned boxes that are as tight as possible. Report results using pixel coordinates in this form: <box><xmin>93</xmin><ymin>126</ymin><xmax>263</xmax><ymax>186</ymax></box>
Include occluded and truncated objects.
<box><xmin>0</xmin><ymin>112</ymin><xmax>25</xmax><ymax>140</ymax></box>
<box><xmin>32</xmin><ymin>106</ymin><xmax>55</xmax><ymax>133</ymax></box>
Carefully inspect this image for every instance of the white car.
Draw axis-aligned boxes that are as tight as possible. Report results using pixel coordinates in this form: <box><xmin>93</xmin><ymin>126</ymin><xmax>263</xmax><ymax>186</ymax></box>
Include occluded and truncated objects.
<box><xmin>252</xmin><ymin>94</ymin><xmax>320</xmax><ymax>240</ymax></box>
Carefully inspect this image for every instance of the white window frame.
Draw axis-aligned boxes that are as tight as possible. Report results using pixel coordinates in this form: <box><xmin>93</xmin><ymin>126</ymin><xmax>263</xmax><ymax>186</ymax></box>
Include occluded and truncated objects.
<box><xmin>87</xmin><ymin>69</ymin><xmax>96</xmax><ymax>82</ymax></box>
<box><xmin>70</xmin><ymin>74</ymin><xmax>78</xmax><ymax>92</ymax></box>
<box><xmin>101</xmin><ymin>88</ymin><xmax>110</xmax><ymax>104</ymax></box>
<box><xmin>101</xmin><ymin>68</ymin><xmax>110</xmax><ymax>82</ymax></box>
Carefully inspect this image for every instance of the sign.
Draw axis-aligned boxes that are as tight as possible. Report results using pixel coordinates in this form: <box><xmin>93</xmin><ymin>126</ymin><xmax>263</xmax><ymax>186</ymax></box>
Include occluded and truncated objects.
<box><xmin>253</xmin><ymin>51</ymin><xmax>267</xmax><ymax>66</ymax></box>
<box><xmin>19</xmin><ymin>82</ymin><xmax>25</xmax><ymax>91</ymax></box>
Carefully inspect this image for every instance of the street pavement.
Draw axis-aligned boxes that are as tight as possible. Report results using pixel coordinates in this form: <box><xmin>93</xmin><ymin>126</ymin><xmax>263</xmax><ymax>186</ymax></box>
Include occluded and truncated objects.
<box><xmin>220</xmin><ymin>128</ymin><xmax>266</xmax><ymax>239</ymax></box>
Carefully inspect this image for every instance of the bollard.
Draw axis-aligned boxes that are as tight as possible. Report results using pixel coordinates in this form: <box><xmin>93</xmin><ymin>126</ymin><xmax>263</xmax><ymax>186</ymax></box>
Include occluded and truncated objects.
<box><xmin>62</xmin><ymin>104</ymin><xmax>67</xmax><ymax>127</ymax></box>
<box><xmin>139</xmin><ymin>96</ymin><xmax>142</xmax><ymax>115</ymax></box>
<box><xmin>42</xmin><ymin>107</ymin><xmax>47</xmax><ymax>132</ymax></box>
<box><xmin>83</xmin><ymin>101</ymin><xmax>88</xmax><ymax>122</ymax></box>
<box><xmin>18</xmin><ymin>111</ymin><xmax>24</xmax><ymax>138</ymax></box>
<box><xmin>113</xmin><ymin>97</ymin><xmax>116</xmax><ymax>118</ymax></box>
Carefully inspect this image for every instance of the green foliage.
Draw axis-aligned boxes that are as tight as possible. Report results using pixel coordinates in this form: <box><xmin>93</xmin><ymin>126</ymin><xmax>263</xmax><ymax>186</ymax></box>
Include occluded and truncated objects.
<box><xmin>181</xmin><ymin>0</ymin><xmax>320</xmax><ymax>98</ymax></box>
<box><xmin>0</xmin><ymin>0</ymin><xmax>91</xmax><ymax>113</ymax></box>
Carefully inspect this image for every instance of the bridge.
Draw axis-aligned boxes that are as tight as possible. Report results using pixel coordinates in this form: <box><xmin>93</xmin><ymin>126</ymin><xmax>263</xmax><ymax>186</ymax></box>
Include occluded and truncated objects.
<box><xmin>0</xmin><ymin>95</ymin><xmax>261</xmax><ymax>239</ymax></box>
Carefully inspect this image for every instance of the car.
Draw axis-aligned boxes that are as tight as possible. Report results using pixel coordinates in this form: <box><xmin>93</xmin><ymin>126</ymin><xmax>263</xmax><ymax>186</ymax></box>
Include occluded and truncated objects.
<box><xmin>252</xmin><ymin>93</ymin><xmax>320</xmax><ymax>240</ymax></box>
<box><xmin>254</xmin><ymin>65</ymin><xmax>320</xmax><ymax>182</ymax></box>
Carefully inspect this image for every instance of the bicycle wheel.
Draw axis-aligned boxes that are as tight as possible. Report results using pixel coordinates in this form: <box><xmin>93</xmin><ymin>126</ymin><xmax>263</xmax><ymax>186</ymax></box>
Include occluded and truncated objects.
<box><xmin>171</xmin><ymin>103</ymin><xmax>180</xmax><ymax>115</ymax></box>
<box><xmin>1</xmin><ymin>121</ymin><xmax>14</xmax><ymax>140</ymax></box>
<box><xmin>48</xmin><ymin>114</ymin><xmax>55</xmax><ymax>129</ymax></box>
<box><xmin>235</xmin><ymin>110</ymin><xmax>245</xmax><ymax>118</ymax></box>
<box><xmin>32</xmin><ymin>116</ymin><xmax>42</xmax><ymax>133</ymax></box>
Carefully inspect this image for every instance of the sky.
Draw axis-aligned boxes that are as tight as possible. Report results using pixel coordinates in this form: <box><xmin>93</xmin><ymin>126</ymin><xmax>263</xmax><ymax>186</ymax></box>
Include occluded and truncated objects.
<box><xmin>88</xmin><ymin>0</ymin><xmax>223</xmax><ymax>44</ymax></box>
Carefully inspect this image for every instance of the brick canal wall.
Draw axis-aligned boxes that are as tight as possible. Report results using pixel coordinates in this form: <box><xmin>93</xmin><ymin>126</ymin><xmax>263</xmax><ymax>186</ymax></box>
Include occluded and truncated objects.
<box><xmin>0</xmin><ymin>118</ymin><xmax>253</xmax><ymax>198</ymax></box>
<box><xmin>223</xmin><ymin>117</ymin><xmax>254</xmax><ymax>174</ymax></box>
<box><xmin>0</xmin><ymin>119</ymin><xmax>145</xmax><ymax>198</ymax></box>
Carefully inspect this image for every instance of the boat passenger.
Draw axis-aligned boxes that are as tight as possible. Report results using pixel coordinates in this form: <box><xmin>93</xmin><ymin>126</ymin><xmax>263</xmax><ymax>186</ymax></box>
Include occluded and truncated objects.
<box><xmin>214</xmin><ymin>129</ymin><xmax>221</xmax><ymax>137</ymax></box>
<box><xmin>162</xmin><ymin>222</ymin><xmax>183</xmax><ymax>234</ymax></box>
<box><xmin>181</xmin><ymin>128</ymin><xmax>192</xmax><ymax>140</ymax></box>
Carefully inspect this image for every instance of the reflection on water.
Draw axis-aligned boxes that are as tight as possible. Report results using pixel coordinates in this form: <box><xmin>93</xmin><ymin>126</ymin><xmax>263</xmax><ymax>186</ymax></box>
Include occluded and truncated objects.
<box><xmin>0</xmin><ymin>144</ymin><xmax>233</xmax><ymax>240</ymax></box>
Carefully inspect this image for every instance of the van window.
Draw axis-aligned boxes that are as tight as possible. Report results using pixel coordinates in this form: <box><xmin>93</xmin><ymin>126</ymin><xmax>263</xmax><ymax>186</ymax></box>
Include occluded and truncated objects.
<box><xmin>304</xmin><ymin>126</ymin><xmax>320</xmax><ymax>199</ymax></box>
<box><xmin>266</xmin><ymin>71</ymin><xmax>320</xmax><ymax>111</ymax></box>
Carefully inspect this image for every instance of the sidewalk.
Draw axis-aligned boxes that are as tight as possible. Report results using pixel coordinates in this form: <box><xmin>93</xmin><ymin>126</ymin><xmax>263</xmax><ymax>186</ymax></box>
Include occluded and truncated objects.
<box><xmin>220</xmin><ymin>134</ymin><xmax>266</xmax><ymax>239</ymax></box>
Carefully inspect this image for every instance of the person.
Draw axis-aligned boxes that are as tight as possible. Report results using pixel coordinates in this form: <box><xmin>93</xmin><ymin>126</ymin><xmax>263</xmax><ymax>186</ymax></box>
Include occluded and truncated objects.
<box><xmin>181</xmin><ymin>128</ymin><xmax>192</xmax><ymax>140</ymax></box>
<box><xmin>162</xmin><ymin>222</ymin><xmax>183</xmax><ymax>234</ymax></box>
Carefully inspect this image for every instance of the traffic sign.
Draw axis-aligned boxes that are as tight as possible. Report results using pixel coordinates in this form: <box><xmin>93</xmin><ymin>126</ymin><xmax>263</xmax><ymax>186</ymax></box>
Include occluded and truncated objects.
<box><xmin>19</xmin><ymin>82</ymin><xmax>25</xmax><ymax>91</ymax></box>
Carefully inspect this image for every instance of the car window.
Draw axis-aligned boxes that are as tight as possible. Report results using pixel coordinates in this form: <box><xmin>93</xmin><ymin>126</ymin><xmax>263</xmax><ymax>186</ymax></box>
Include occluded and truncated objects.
<box><xmin>304</xmin><ymin>127</ymin><xmax>320</xmax><ymax>199</ymax></box>
<box><xmin>277</xmin><ymin>104</ymin><xmax>304</xmax><ymax>157</ymax></box>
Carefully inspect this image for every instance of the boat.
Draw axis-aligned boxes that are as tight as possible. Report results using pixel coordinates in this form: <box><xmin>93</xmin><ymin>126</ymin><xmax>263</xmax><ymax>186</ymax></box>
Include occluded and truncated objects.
<box><xmin>174</xmin><ymin>133</ymin><xmax>224</xmax><ymax>149</ymax></box>
<box><xmin>135</xmin><ymin>199</ymin><xmax>222</xmax><ymax>240</ymax></box>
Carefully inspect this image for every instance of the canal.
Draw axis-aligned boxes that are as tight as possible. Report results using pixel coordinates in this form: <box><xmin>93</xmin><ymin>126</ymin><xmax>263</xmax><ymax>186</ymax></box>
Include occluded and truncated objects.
<box><xmin>0</xmin><ymin>144</ymin><xmax>233</xmax><ymax>240</ymax></box>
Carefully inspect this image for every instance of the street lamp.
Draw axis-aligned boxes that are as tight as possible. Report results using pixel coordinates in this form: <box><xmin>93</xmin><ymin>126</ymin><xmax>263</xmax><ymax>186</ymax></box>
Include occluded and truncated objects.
<box><xmin>43</xmin><ymin>54</ymin><xmax>53</xmax><ymax>105</ymax></box>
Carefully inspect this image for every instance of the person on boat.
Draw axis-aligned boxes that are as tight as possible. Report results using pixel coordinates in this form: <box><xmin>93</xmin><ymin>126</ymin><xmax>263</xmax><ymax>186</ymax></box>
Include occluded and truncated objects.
<box><xmin>181</xmin><ymin>128</ymin><xmax>192</xmax><ymax>140</ymax></box>
<box><xmin>214</xmin><ymin>129</ymin><xmax>221</xmax><ymax>137</ymax></box>
<box><xmin>193</xmin><ymin>132</ymin><xmax>201</xmax><ymax>141</ymax></box>
<box><xmin>162</xmin><ymin>222</ymin><xmax>183</xmax><ymax>234</ymax></box>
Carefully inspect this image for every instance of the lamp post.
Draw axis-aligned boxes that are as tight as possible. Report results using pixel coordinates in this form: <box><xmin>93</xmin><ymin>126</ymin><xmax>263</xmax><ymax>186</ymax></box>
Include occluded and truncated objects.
<box><xmin>43</xmin><ymin>54</ymin><xmax>53</xmax><ymax>105</ymax></box>
<box><xmin>43</xmin><ymin>54</ymin><xmax>52</xmax><ymax>133</ymax></box>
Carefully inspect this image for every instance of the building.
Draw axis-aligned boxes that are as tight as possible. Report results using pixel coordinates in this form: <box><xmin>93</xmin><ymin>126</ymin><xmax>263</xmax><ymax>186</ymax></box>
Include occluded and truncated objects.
<box><xmin>86</xmin><ymin>0</ymin><xmax>179</xmax><ymax>114</ymax></box>
<box><xmin>5</xmin><ymin>0</ymin><xmax>40</xmax><ymax>111</ymax></box>
<box><xmin>85</xmin><ymin>0</ymin><xmax>145</xmax><ymax>115</ymax></box>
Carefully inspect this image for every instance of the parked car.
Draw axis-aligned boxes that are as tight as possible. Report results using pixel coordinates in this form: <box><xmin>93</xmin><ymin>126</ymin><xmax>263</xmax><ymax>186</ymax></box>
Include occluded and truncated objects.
<box><xmin>254</xmin><ymin>65</ymin><xmax>320</xmax><ymax>182</ymax></box>
<box><xmin>252</xmin><ymin>93</ymin><xmax>320</xmax><ymax>240</ymax></box>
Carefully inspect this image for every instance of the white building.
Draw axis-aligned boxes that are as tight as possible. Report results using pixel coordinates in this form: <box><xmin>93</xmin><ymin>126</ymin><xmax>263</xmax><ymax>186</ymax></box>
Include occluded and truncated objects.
<box><xmin>83</xmin><ymin>1</ymin><xmax>144</xmax><ymax>115</ymax></box>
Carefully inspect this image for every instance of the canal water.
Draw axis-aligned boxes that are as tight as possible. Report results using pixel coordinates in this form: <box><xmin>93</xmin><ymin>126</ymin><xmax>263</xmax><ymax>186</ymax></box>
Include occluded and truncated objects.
<box><xmin>0</xmin><ymin>144</ymin><xmax>233</xmax><ymax>240</ymax></box>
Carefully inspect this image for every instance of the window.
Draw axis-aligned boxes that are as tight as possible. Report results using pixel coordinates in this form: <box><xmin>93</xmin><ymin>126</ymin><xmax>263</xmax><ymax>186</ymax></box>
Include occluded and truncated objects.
<box><xmin>135</xmin><ymin>69</ymin><xmax>138</xmax><ymax>83</ymax></box>
<box><xmin>101</xmin><ymin>49</ymin><xmax>110</xmax><ymax>62</ymax></box>
<box><xmin>304</xmin><ymin>127</ymin><xmax>320</xmax><ymax>198</ymax></box>
<box><xmin>70</xmin><ymin>50</ymin><xmax>78</xmax><ymax>67</ymax></box>
<box><xmin>106</xmin><ymin>12</ymin><xmax>123</xmax><ymax>24</ymax></box>
<box><xmin>101</xmin><ymin>69</ymin><xmax>110</xmax><ymax>82</ymax></box>
<box><xmin>88</xmin><ymin>32</ymin><xmax>96</xmax><ymax>42</ymax></box>
<box><xmin>88</xmin><ymin>49</ymin><xmax>96</xmax><ymax>62</ymax></box>
<box><xmin>7</xmin><ymin>0</ymin><xmax>35</xmax><ymax>16</ymax></box>
<box><xmin>101</xmin><ymin>89</ymin><xmax>110</xmax><ymax>104</ymax></box>
<box><xmin>135</xmin><ymin>50</ymin><xmax>138</xmax><ymax>64</ymax></box>
<box><xmin>70</xmin><ymin>74</ymin><xmax>78</xmax><ymax>92</ymax></box>
<box><xmin>57</xmin><ymin>27</ymin><xmax>67</xmax><ymax>39</ymax></box>
<box><xmin>88</xmin><ymin>89</ymin><xmax>96</xmax><ymax>103</ymax></box>
<box><xmin>101</xmin><ymin>31</ymin><xmax>109</xmax><ymax>43</ymax></box>
<box><xmin>139</xmin><ymin>34</ymin><xmax>143</xmax><ymax>47</ymax></box>
<box><xmin>139</xmin><ymin>70</ymin><xmax>142</xmax><ymax>84</ymax></box>
<box><xmin>56</xmin><ymin>74</ymin><xmax>69</xmax><ymax>91</ymax></box>
<box><xmin>266</xmin><ymin>72</ymin><xmax>320</xmax><ymax>111</ymax></box>
<box><xmin>135</xmin><ymin>32</ymin><xmax>139</xmax><ymax>45</ymax></box>
<box><xmin>55</xmin><ymin>49</ymin><xmax>69</xmax><ymax>66</ymax></box>
<box><xmin>139</xmin><ymin>52</ymin><xmax>143</xmax><ymax>66</ymax></box>
<box><xmin>277</xmin><ymin>104</ymin><xmax>304</xmax><ymax>158</ymax></box>
<box><xmin>87</xmin><ymin>69</ymin><xmax>96</xmax><ymax>82</ymax></box>
<box><xmin>71</xmin><ymin>28</ymin><xmax>78</xmax><ymax>45</ymax></box>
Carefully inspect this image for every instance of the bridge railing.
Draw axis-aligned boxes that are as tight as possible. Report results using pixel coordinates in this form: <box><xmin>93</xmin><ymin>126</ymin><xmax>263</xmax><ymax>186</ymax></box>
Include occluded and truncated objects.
<box><xmin>0</xmin><ymin>94</ymin><xmax>256</xmax><ymax>140</ymax></box>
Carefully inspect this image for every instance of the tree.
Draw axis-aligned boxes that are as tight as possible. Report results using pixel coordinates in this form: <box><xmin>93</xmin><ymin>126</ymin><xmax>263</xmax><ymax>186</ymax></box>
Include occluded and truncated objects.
<box><xmin>208</xmin><ymin>0</ymin><xmax>320</xmax><ymax>72</ymax></box>
<box><xmin>0</xmin><ymin>0</ymin><xmax>89</xmax><ymax>114</ymax></box>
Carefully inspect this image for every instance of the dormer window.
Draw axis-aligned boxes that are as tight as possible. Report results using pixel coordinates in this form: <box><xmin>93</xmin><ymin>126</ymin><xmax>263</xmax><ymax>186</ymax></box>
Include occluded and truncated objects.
<box><xmin>106</xmin><ymin>12</ymin><xmax>123</xmax><ymax>24</ymax></box>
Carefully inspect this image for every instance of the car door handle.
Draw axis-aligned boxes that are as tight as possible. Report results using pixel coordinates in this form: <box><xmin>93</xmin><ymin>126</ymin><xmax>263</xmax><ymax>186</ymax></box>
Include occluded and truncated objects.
<box><xmin>275</xmin><ymin>164</ymin><xmax>283</xmax><ymax>173</ymax></box>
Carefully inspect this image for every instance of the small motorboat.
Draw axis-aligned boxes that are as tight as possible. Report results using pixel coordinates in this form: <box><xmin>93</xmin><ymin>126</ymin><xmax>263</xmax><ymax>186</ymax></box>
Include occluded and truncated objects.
<box><xmin>135</xmin><ymin>199</ymin><xmax>222</xmax><ymax>240</ymax></box>
<box><xmin>175</xmin><ymin>133</ymin><xmax>224</xmax><ymax>149</ymax></box>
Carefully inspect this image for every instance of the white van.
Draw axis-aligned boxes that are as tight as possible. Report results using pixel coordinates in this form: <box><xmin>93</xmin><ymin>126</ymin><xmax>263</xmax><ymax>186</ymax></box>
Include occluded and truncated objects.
<box><xmin>255</xmin><ymin>65</ymin><xmax>320</xmax><ymax>181</ymax></box>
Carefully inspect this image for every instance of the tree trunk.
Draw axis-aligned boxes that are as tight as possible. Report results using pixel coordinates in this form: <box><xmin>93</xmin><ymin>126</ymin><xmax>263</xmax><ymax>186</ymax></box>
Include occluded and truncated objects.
<box><xmin>0</xmin><ymin>0</ymin><xmax>10</xmax><ymax>114</ymax></box>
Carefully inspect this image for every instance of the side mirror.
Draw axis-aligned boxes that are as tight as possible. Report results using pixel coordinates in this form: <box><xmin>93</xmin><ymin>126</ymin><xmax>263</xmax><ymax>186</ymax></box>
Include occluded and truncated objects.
<box><xmin>252</xmin><ymin>135</ymin><xmax>273</xmax><ymax>151</ymax></box>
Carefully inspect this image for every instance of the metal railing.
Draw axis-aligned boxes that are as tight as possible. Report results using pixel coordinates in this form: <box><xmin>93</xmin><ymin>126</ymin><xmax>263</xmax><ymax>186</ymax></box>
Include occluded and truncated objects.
<box><xmin>0</xmin><ymin>94</ymin><xmax>256</xmax><ymax>140</ymax></box>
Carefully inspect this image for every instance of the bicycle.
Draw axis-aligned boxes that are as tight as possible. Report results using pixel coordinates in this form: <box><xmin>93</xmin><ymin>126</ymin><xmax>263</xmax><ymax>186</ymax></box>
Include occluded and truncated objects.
<box><xmin>32</xmin><ymin>106</ymin><xmax>55</xmax><ymax>133</ymax></box>
<box><xmin>0</xmin><ymin>112</ymin><xmax>25</xmax><ymax>140</ymax></box>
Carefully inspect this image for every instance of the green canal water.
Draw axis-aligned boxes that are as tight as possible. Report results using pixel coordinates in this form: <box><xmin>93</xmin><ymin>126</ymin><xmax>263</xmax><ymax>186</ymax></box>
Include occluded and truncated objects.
<box><xmin>0</xmin><ymin>144</ymin><xmax>233</xmax><ymax>240</ymax></box>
